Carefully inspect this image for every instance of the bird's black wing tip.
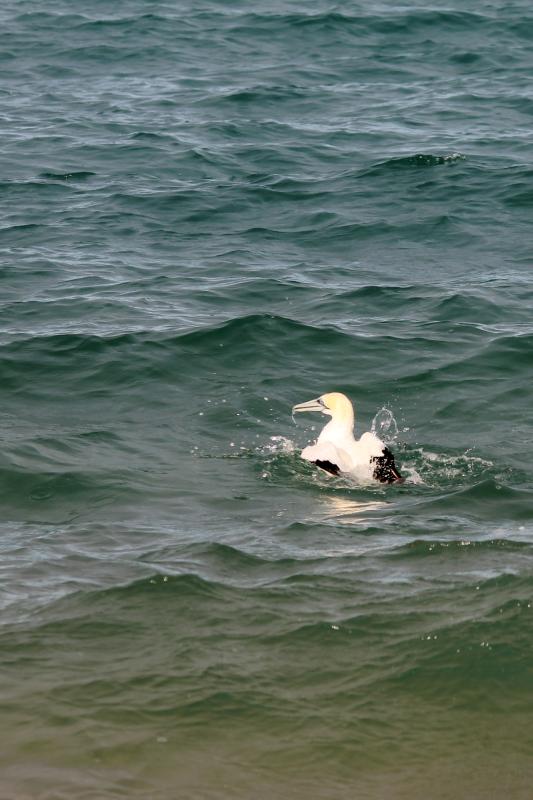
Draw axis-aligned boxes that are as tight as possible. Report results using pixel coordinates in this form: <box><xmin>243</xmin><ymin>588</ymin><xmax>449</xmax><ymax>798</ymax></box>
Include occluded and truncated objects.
<box><xmin>371</xmin><ymin>446</ymin><xmax>403</xmax><ymax>485</ymax></box>
<box><xmin>314</xmin><ymin>459</ymin><xmax>340</xmax><ymax>476</ymax></box>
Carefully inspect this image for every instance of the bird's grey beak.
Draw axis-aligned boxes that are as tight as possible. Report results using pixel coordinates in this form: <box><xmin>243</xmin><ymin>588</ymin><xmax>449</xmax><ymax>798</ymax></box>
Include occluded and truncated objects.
<box><xmin>292</xmin><ymin>398</ymin><xmax>323</xmax><ymax>414</ymax></box>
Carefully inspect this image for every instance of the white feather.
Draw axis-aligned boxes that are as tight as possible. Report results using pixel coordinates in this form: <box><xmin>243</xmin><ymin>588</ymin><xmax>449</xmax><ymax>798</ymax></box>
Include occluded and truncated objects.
<box><xmin>301</xmin><ymin>441</ymin><xmax>353</xmax><ymax>473</ymax></box>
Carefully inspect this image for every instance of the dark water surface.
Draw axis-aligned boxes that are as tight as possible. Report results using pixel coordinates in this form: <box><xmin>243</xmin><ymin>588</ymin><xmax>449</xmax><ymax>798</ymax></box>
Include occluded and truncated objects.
<box><xmin>1</xmin><ymin>1</ymin><xmax>533</xmax><ymax>798</ymax></box>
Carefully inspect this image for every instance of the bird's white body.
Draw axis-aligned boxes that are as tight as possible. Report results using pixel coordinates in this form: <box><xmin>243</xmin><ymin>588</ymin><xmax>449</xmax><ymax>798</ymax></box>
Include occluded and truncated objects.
<box><xmin>293</xmin><ymin>392</ymin><xmax>402</xmax><ymax>484</ymax></box>
<box><xmin>302</xmin><ymin>429</ymin><xmax>385</xmax><ymax>480</ymax></box>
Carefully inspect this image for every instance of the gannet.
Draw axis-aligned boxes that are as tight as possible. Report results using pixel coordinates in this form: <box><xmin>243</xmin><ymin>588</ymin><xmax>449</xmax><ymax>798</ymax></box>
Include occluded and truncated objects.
<box><xmin>292</xmin><ymin>392</ymin><xmax>403</xmax><ymax>484</ymax></box>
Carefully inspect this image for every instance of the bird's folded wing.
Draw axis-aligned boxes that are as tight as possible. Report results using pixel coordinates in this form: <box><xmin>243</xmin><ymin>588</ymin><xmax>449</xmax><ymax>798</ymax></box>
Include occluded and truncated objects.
<box><xmin>358</xmin><ymin>431</ymin><xmax>387</xmax><ymax>458</ymax></box>
<box><xmin>300</xmin><ymin>441</ymin><xmax>353</xmax><ymax>473</ymax></box>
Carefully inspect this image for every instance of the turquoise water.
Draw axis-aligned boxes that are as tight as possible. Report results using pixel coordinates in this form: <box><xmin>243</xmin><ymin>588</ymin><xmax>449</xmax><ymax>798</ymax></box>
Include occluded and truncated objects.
<box><xmin>2</xmin><ymin>1</ymin><xmax>533</xmax><ymax>797</ymax></box>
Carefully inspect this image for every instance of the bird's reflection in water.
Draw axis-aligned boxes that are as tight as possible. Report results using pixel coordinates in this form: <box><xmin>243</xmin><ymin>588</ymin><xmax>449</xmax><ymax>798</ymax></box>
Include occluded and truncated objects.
<box><xmin>319</xmin><ymin>494</ymin><xmax>388</xmax><ymax>524</ymax></box>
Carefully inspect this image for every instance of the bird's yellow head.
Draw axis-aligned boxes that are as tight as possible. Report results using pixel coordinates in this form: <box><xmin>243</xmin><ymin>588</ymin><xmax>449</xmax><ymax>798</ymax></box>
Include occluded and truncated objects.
<box><xmin>292</xmin><ymin>391</ymin><xmax>354</xmax><ymax>423</ymax></box>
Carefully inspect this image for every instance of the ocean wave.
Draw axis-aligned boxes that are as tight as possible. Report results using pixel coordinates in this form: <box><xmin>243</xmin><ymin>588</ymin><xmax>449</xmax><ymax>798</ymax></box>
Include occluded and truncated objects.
<box><xmin>213</xmin><ymin>9</ymin><xmax>494</xmax><ymax>36</ymax></box>
<box><xmin>390</xmin><ymin>537</ymin><xmax>532</xmax><ymax>558</ymax></box>
<box><xmin>0</xmin><ymin>462</ymin><xmax>134</xmax><ymax>517</ymax></box>
<box><xmin>360</xmin><ymin>153</ymin><xmax>466</xmax><ymax>176</ymax></box>
<box><xmin>39</xmin><ymin>170</ymin><xmax>96</xmax><ymax>182</ymax></box>
<box><xmin>1</xmin><ymin>311</ymin><xmax>529</xmax><ymax>419</ymax></box>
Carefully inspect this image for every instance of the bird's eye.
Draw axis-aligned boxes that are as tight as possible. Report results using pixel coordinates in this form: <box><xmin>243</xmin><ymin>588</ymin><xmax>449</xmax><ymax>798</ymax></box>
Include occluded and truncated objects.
<box><xmin>317</xmin><ymin>397</ymin><xmax>325</xmax><ymax>406</ymax></box>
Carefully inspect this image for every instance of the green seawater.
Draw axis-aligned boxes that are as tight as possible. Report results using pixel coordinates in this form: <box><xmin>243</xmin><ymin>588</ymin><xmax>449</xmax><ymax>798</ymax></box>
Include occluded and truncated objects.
<box><xmin>1</xmin><ymin>1</ymin><xmax>533</xmax><ymax>797</ymax></box>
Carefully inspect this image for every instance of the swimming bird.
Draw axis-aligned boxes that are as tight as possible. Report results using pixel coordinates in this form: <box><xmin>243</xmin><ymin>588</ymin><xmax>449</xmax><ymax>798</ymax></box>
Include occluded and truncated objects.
<box><xmin>292</xmin><ymin>392</ymin><xmax>403</xmax><ymax>484</ymax></box>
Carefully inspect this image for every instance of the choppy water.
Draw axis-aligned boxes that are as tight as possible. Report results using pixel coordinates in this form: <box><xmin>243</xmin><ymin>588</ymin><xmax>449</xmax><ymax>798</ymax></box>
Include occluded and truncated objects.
<box><xmin>2</xmin><ymin>1</ymin><xmax>533</xmax><ymax>797</ymax></box>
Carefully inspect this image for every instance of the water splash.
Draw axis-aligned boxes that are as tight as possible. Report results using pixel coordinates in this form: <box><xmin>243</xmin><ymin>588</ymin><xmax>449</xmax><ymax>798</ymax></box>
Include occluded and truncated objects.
<box><xmin>371</xmin><ymin>407</ymin><xmax>398</xmax><ymax>444</ymax></box>
<box><xmin>262</xmin><ymin>435</ymin><xmax>296</xmax><ymax>455</ymax></box>
<box><xmin>402</xmin><ymin>447</ymin><xmax>495</xmax><ymax>488</ymax></box>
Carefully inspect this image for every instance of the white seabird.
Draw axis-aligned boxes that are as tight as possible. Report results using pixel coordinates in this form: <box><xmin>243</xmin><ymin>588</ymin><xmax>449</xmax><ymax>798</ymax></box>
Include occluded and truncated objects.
<box><xmin>292</xmin><ymin>391</ymin><xmax>403</xmax><ymax>484</ymax></box>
